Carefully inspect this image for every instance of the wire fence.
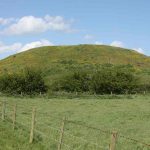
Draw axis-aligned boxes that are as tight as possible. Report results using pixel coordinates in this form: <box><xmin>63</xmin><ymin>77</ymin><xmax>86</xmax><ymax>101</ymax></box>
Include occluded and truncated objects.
<box><xmin>0</xmin><ymin>101</ymin><xmax>150</xmax><ymax>150</ymax></box>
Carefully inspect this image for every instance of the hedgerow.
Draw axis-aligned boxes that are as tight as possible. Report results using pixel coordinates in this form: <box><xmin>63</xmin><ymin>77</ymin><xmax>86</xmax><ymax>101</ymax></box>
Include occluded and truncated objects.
<box><xmin>0</xmin><ymin>68</ymin><xmax>47</xmax><ymax>95</ymax></box>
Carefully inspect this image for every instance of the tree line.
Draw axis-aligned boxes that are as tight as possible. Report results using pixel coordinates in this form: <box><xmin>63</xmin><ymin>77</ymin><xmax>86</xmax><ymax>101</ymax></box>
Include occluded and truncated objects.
<box><xmin>0</xmin><ymin>65</ymin><xmax>149</xmax><ymax>95</ymax></box>
<box><xmin>0</xmin><ymin>68</ymin><xmax>47</xmax><ymax>95</ymax></box>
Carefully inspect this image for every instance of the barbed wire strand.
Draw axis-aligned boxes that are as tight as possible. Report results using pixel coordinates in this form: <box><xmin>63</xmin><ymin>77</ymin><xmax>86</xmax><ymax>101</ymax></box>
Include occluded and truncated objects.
<box><xmin>37</xmin><ymin>122</ymin><xmax>61</xmax><ymax>132</ymax></box>
<box><xmin>2</xmin><ymin>102</ymin><xmax>150</xmax><ymax>149</ymax></box>
<box><xmin>64</xmin><ymin>130</ymin><xmax>105</xmax><ymax>149</ymax></box>
<box><xmin>67</xmin><ymin>120</ymin><xmax>111</xmax><ymax>135</ymax></box>
<box><xmin>118</xmin><ymin>134</ymin><xmax>150</xmax><ymax>147</ymax></box>
<box><xmin>34</xmin><ymin>128</ymin><xmax>71</xmax><ymax>150</ymax></box>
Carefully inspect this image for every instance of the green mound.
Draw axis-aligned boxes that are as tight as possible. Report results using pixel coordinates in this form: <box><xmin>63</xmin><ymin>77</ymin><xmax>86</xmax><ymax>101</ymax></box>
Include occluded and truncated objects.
<box><xmin>0</xmin><ymin>44</ymin><xmax>149</xmax><ymax>86</ymax></box>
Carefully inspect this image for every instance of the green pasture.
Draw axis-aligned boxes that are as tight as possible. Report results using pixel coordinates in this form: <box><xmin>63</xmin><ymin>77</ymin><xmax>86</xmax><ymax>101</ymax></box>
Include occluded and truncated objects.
<box><xmin>0</xmin><ymin>95</ymin><xmax>150</xmax><ymax>150</ymax></box>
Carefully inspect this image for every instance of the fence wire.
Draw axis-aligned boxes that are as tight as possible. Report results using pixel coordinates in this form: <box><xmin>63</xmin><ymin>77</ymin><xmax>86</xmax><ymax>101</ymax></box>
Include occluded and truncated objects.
<box><xmin>0</xmin><ymin>101</ymin><xmax>150</xmax><ymax>150</ymax></box>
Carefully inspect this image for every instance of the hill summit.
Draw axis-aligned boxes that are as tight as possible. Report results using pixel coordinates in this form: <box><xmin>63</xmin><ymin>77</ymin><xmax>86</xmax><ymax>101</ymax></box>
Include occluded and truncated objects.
<box><xmin>0</xmin><ymin>44</ymin><xmax>149</xmax><ymax>69</ymax></box>
<box><xmin>0</xmin><ymin>44</ymin><xmax>150</xmax><ymax>86</ymax></box>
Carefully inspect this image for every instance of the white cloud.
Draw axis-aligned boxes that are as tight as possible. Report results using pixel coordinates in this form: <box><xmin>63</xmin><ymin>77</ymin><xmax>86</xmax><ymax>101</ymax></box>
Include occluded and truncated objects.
<box><xmin>95</xmin><ymin>41</ymin><xmax>103</xmax><ymax>45</ymax></box>
<box><xmin>110</xmin><ymin>41</ymin><xmax>145</xmax><ymax>54</ymax></box>
<box><xmin>133</xmin><ymin>48</ymin><xmax>145</xmax><ymax>54</ymax></box>
<box><xmin>84</xmin><ymin>34</ymin><xmax>94</xmax><ymax>40</ymax></box>
<box><xmin>1</xmin><ymin>15</ymin><xmax>74</xmax><ymax>35</ymax></box>
<box><xmin>110</xmin><ymin>41</ymin><xmax>124</xmax><ymax>48</ymax></box>
<box><xmin>94</xmin><ymin>40</ymin><xmax>146</xmax><ymax>55</ymax></box>
<box><xmin>0</xmin><ymin>39</ymin><xmax>53</xmax><ymax>54</ymax></box>
<box><xmin>19</xmin><ymin>39</ymin><xmax>54</xmax><ymax>52</ymax></box>
<box><xmin>0</xmin><ymin>18</ymin><xmax>14</xmax><ymax>25</ymax></box>
<box><xmin>0</xmin><ymin>41</ymin><xmax>22</xmax><ymax>54</ymax></box>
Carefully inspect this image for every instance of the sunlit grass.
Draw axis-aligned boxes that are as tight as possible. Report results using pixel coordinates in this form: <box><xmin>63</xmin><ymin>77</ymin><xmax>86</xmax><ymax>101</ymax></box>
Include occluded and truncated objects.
<box><xmin>0</xmin><ymin>95</ymin><xmax>150</xmax><ymax>149</ymax></box>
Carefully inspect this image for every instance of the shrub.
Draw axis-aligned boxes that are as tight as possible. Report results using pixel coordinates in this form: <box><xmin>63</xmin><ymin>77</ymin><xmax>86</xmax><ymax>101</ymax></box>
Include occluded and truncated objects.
<box><xmin>52</xmin><ymin>71</ymin><xmax>91</xmax><ymax>92</ymax></box>
<box><xmin>0</xmin><ymin>73</ymin><xmax>24</xmax><ymax>94</ymax></box>
<box><xmin>91</xmin><ymin>67</ymin><xmax>139</xmax><ymax>94</ymax></box>
<box><xmin>0</xmin><ymin>68</ymin><xmax>47</xmax><ymax>95</ymax></box>
<box><xmin>52</xmin><ymin>65</ymin><xmax>140</xmax><ymax>94</ymax></box>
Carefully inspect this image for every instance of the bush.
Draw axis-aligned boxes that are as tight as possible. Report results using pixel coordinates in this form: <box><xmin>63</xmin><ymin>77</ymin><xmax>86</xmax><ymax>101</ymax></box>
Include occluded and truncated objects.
<box><xmin>91</xmin><ymin>66</ymin><xmax>139</xmax><ymax>94</ymax></box>
<box><xmin>0</xmin><ymin>68</ymin><xmax>47</xmax><ymax>95</ymax></box>
<box><xmin>52</xmin><ymin>71</ymin><xmax>91</xmax><ymax>92</ymax></box>
<box><xmin>0</xmin><ymin>73</ymin><xmax>24</xmax><ymax>94</ymax></box>
<box><xmin>52</xmin><ymin>65</ymin><xmax>140</xmax><ymax>94</ymax></box>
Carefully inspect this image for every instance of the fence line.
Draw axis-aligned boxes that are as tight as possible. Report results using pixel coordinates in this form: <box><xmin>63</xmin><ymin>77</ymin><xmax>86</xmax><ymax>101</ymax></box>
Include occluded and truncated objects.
<box><xmin>118</xmin><ymin>134</ymin><xmax>150</xmax><ymax>147</ymax></box>
<box><xmin>67</xmin><ymin>119</ymin><xmax>111</xmax><ymax>135</ymax></box>
<box><xmin>37</xmin><ymin>122</ymin><xmax>61</xmax><ymax>132</ymax></box>
<box><xmin>0</xmin><ymin>101</ymin><xmax>150</xmax><ymax>150</ymax></box>
<box><xmin>64</xmin><ymin>131</ymin><xmax>105</xmax><ymax>149</ymax></box>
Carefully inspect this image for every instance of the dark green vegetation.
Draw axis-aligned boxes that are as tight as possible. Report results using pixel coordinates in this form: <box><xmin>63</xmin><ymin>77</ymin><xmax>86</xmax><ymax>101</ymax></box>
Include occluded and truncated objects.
<box><xmin>0</xmin><ymin>96</ymin><xmax>150</xmax><ymax>150</ymax></box>
<box><xmin>53</xmin><ymin>65</ymin><xmax>139</xmax><ymax>94</ymax></box>
<box><xmin>0</xmin><ymin>45</ymin><xmax>149</xmax><ymax>95</ymax></box>
<box><xmin>0</xmin><ymin>68</ymin><xmax>47</xmax><ymax>95</ymax></box>
<box><xmin>0</xmin><ymin>64</ymin><xmax>147</xmax><ymax>95</ymax></box>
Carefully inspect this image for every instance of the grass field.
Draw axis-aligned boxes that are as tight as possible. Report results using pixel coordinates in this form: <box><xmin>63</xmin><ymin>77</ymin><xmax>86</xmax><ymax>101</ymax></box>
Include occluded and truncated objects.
<box><xmin>0</xmin><ymin>95</ymin><xmax>150</xmax><ymax>150</ymax></box>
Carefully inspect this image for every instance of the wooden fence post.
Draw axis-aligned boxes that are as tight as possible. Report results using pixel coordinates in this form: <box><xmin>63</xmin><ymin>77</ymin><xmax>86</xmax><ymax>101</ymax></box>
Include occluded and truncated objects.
<box><xmin>109</xmin><ymin>131</ymin><xmax>118</xmax><ymax>150</ymax></box>
<box><xmin>12</xmin><ymin>104</ymin><xmax>17</xmax><ymax>130</ymax></box>
<box><xmin>29</xmin><ymin>107</ymin><xmax>36</xmax><ymax>144</ymax></box>
<box><xmin>58</xmin><ymin>117</ymin><xmax>66</xmax><ymax>150</ymax></box>
<box><xmin>2</xmin><ymin>101</ymin><xmax>6</xmax><ymax>121</ymax></box>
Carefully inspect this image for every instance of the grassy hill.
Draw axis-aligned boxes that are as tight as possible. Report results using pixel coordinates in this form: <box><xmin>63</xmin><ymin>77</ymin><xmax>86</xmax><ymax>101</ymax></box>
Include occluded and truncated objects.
<box><xmin>0</xmin><ymin>44</ymin><xmax>150</xmax><ymax>86</ymax></box>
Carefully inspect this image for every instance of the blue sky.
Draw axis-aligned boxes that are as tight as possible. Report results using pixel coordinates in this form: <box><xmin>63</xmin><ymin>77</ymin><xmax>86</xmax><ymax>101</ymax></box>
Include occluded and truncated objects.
<box><xmin>0</xmin><ymin>0</ymin><xmax>150</xmax><ymax>59</ymax></box>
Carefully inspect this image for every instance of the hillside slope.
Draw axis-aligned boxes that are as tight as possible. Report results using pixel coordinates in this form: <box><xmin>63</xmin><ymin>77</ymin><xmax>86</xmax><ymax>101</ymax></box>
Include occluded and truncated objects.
<box><xmin>0</xmin><ymin>44</ymin><xmax>150</xmax><ymax>68</ymax></box>
<box><xmin>0</xmin><ymin>44</ymin><xmax>150</xmax><ymax>85</ymax></box>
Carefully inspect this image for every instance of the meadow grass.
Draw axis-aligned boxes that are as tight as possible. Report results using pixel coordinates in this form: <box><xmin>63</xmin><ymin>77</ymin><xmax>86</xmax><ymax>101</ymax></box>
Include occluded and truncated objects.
<box><xmin>0</xmin><ymin>95</ymin><xmax>150</xmax><ymax>150</ymax></box>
